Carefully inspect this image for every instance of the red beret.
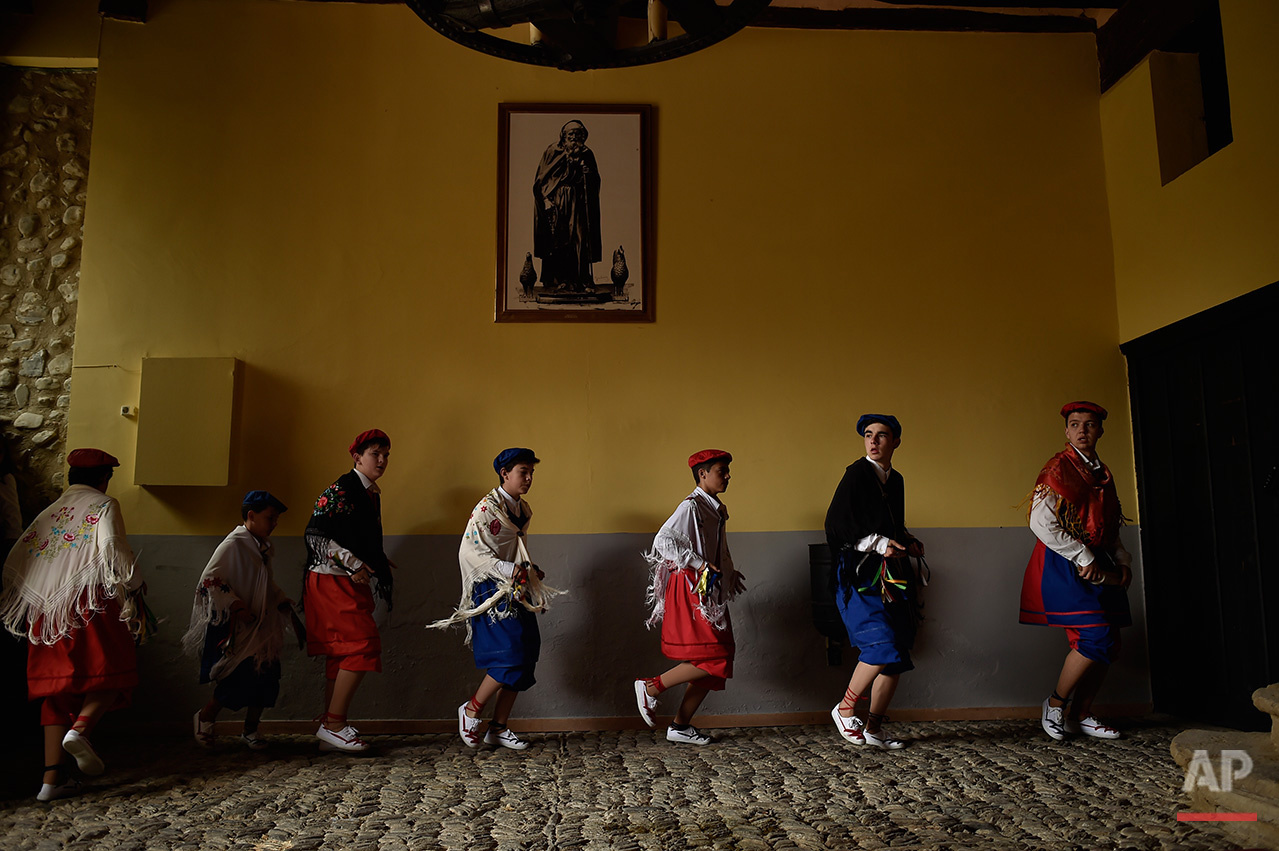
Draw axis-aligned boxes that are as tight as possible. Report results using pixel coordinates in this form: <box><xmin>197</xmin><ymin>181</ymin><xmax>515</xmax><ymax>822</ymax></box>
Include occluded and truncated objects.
<box><xmin>348</xmin><ymin>429</ymin><xmax>390</xmax><ymax>454</ymax></box>
<box><xmin>688</xmin><ymin>449</ymin><xmax>732</xmax><ymax>469</ymax></box>
<box><xmin>1060</xmin><ymin>401</ymin><xmax>1108</xmax><ymax>421</ymax></box>
<box><xmin>67</xmin><ymin>448</ymin><xmax>120</xmax><ymax>468</ymax></box>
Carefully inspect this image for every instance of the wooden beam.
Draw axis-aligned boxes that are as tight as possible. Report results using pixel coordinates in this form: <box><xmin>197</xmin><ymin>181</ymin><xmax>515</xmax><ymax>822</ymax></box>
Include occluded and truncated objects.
<box><xmin>662</xmin><ymin>0</ymin><xmax>724</xmax><ymax>38</ymax></box>
<box><xmin>1096</xmin><ymin>0</ymin><xmax>1213</xmax><ymax>91</ymax></box>
<box><xmin>752</xmin><ymin>6</ymin><xmax>1096</xmax><ymax>33</ymax></box>
<box><xmin>877</xmin><ymin>0</ymin><xmax>1120</xmax><ymax>7</ymax></box>
<box><xmin>99</xmin><ymin>0</ymin><xmax>147</xmax><ymax>22</ymax></box>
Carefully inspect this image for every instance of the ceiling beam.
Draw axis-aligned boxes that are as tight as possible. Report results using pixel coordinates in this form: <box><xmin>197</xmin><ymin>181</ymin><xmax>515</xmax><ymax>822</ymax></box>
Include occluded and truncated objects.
<box><xmin>752</xmin><ymin>6</ymin><xmax>1095</xmax><ymax>32</ymax></box>
<box><xmin>876</xmin><ymin>0</ymin><xmax>1120</xmax><ymax>8</ymax></box>
<box><xmin>1096</xmin><ymin>0</ymin><xmax>1213</xmax><ymax>91</ymax></box>
<box><xmin>99</xmin><ymin>0</ymin><xmax>147</xmax><ymax>22</ymax></box>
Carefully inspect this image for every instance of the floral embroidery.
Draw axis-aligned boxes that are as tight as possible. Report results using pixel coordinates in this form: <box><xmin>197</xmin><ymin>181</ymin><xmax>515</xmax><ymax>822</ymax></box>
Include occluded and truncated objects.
<box><xmin>198</xmin><ymin>577</ymin><xmax>233</xmax><ymax>597</ymax></box>
<box><xmin>489</xmin><ymin>518</ymin><xmax>502</xmax><ymax>536</ymax></box>
<box><xmin>312</xmin><ymin>483</ymin><xmax>352</xmax><ymax>518</ymax></box>
<box><xmin>26</xmin><ymin>500</ymin><xmax>109</xmax><ymax>560</ymax></box>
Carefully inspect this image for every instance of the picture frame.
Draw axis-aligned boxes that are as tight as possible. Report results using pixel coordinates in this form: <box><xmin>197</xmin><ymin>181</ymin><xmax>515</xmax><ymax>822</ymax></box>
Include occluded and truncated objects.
<box><xmin>496</xmin><ymin>103</ymin><xmax>653</xmax><ymax>322</ymax></box>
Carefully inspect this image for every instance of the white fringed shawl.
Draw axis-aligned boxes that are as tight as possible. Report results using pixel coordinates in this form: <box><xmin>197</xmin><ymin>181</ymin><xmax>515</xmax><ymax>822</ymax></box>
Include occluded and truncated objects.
<box><xmin>181</xmin><ymin>526</ymin><xmax>290</xmax><ymax>680</ymax></box>
<box><xmin>643</xmin><ymin>488</ymin><xmax>741</xmax><ymax>632</ymax></box>
<box><xmin>428</xmin><ymin>489</ymin><xmax>561</xmax><ymax>644</ymax></box>
<box><xmin>0</xmin><ymin>485</ymin><xmax>140</xmax><ymax>645</ymax></box>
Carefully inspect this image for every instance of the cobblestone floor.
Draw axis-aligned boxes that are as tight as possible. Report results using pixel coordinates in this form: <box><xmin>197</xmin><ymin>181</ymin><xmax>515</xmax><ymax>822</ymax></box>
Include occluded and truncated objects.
<box><xmin>0</xmin><ymin>719</ymin><xmax>1242</xmax><ymax>851</ymax></box>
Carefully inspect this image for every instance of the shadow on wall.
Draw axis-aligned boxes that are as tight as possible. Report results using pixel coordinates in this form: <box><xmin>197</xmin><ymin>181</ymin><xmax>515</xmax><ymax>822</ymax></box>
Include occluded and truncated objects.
<box><xmin>117</xmin><ymin>526</ymin><xmax>1152</xmax><ymax>732</ymax></box>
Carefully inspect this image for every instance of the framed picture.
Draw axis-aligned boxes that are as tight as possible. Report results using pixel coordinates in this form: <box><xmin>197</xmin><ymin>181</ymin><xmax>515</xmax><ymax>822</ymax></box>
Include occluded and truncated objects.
<box><xmin>497</xmin><ymin>103</ymin><xmax>653</xmax><ymax>322</ymax></box>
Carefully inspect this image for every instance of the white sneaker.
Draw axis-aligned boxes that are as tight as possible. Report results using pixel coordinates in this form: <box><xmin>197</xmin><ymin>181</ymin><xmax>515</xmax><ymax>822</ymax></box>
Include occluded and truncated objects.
<box><xmin>37</xmin><ymin>778</ymin><xmax>81</xmax><ymax>802</ymax></box>
<box><xmin>316</xmin><ymin>724</ymin><xmax>369</xmax><ymax>753</ymax></box>
<box><xmin>862</xmin><ymin>727</ymin><xmax>907</xmax><ymax>750</ymax></box>
<box><xmin>1070</xmin><ymin>715</ymin><xmax>1121</xmax><ymax>739</ymax></box>
<box><xmin>484</xmin><ymin>725</ymin><xmax>529</xmax><ymax>750</ymax></box>
<box><xmin>1041</xmin><ymin>698</ymin><xmax>1066</xmax><ymax>741</ymax></box>
<box><xmin>240</xmin><ymin>731</ymin><xmax>269</xmax><ymax>751</ymax></box>
<box><xmin>458</xmin><ymin>703</ymin><xmax>484</xmax><ymax>749</ymax></box>
<box><xmin>61</xmin><ymin>729</ymin><xmax>105</xmax><ymax>776</ymax></box>
<box><xmin>666</xmin><ymin>725</ymin><xmax>712</xmax><ymax>745</ymax></box>
<box><xmin>830</xmin><ymin>706</ymin><xmax>866</xmax><ymax>745</ymax></box>
<box><xmin>634</xmin><ymin>679</ymin><xmax>657</xmax><ymax>729</ymax></box>
<box><xmin>193</xmin><ymin>711</ymin><xmax>215</xmax><ymax>749</ymax></box>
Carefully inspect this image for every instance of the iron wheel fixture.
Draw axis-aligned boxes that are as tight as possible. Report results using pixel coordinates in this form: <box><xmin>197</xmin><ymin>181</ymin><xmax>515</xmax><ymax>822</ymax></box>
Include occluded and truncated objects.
<box><xmin>405</xmin><ymin>0</ymin><xmax>774</xmax><ymax>71</ymax></box>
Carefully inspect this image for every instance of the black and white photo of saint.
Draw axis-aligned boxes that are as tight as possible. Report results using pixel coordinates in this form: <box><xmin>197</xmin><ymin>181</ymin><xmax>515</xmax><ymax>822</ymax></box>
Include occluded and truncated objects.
<box><xmin>532</xmin><ymin>120</ymin><xmax>602</xmax><ymax>293</ymax></box>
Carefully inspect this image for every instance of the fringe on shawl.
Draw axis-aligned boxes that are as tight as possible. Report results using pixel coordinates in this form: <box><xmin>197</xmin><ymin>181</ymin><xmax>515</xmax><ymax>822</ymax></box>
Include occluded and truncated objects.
<box><xmin>180</xmin><ymin>590</ymin><xmax>287</xmax><ymax>674</ymax></box>
<box><xmin>642</xmin><ymin>527</ymin><xmax>732</xmax><ymax>632</ymax></box>
<box><xmin>426</xmin><ymin>572</ymin><xmax>564</xmax><ymax>645</ymax></box>
<box><xmin>1023</xmin><ymin>483</ymin><xmax>1107</xmax><ymax>545</ymax></box>
<box><xmin>0</xmin><ymin>549</ymin><xmax>139</xmax><ymax>646</ymax></box>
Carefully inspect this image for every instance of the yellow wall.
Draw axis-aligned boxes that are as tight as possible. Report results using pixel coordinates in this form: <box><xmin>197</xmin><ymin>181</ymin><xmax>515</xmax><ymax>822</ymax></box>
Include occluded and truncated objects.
<box><xmin>70</xmin><ymin>0</ymin><xmax>1130</xmax><ymax>535</ymax></box>
<box><xmin>1101</xmin><ymin>0</ymin><xmax>1279</xmax><ymax>343</ymax></box>
<box><xmin>0</xmin><ymin>0</ymin><xmax>101</xmax><ymax>68</ymax></box>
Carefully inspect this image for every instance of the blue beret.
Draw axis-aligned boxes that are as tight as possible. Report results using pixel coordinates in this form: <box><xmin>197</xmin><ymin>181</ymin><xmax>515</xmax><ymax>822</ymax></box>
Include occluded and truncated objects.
<box><xmin>856</xmin><ymin>414</ymin><xmax>901</xmax><ymax>439</ymax></box>
<box><xmin>242</xmin><ymin>490</ymin><xmax>288</xmax><ymax>513</ymax></box>
<box><xmin>494</xmin><ymin>448</ymin><xmax>540</xmax><ymax>474</ymax></box>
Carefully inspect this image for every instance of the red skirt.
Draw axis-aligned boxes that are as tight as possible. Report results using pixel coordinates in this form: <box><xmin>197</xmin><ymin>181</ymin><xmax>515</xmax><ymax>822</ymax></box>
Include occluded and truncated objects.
<box><xmin>27</xmin><ymin>597</ymin><xmax>137</xmax><ymax>705</ymax></box>
<box><xmin>305</xmin><ymin>572</ymin><xmax>381</xmax><ymax>659</ymax></box>
<box><xmin>661</xmin><ymin>569</ymin><xmax>734</xmax><ymax>687</ymax></box>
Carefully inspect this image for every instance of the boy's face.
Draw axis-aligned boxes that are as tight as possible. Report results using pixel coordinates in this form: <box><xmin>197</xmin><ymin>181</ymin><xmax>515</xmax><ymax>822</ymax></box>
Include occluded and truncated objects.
<box><xmin>863</xmin><ymin>423</ymin><xmax>900</xmax><ymax>467</ymax></box>
<box><xmin>245</xmin><ymin>507</ymin><xmax>280</xmax><ymax>539</ymax></box>
<box><xmin>1065</xmin><ymin>412</ymin><xmax>1104</xmax><ymax>455</ymax></box>
<box><xmin>353</xmin><ymin>444</ymin><xmax>390</xmax><ymax>482</ymax></box>
<box><xmin>699</xmin><ymin>461</ymin><xmax>731</xmax><ymax>496</ymax></box>
<box><xmin>501</xmin><ymin>463</ymin><xmax>535</xmax><ymax>496</ymax></box>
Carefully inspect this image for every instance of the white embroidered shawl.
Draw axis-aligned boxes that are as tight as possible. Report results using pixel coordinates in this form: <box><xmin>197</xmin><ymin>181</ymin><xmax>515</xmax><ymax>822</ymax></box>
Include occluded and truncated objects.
<box><xmin>643</xmin><ymin>488</ymin><xmax>742</xmax><ymax>631</ymax></box>
<box><xmin>428</xmin><ymin>488</ymin><xmax>561</xmax><ymax>643</ymax></box>
<box><xmin>181</xmin><ymin>525</ymin><xmax>291</xmax><ymax>680</ymax></box>
<box><xmin>0</xmin><ymin>484</ymin><xmax>140</xmax><ymax>645</ymax></box>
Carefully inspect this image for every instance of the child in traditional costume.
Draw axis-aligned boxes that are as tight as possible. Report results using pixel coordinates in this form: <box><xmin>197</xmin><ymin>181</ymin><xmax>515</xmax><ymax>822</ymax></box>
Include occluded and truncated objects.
<box><xmin>824</xmin><ymin>415</ymin><xmax>924</xmax><ymax>750</ymax></box>
<box><xmin>303</xmin><ymin>429</ymin><xmax>394</xmax><ymax>753</ymax></box>
<box><xmin>185</xmin><ymin>490</ymin><xmax>299</xmax><ymax>750</ymax></box>
<box><xmin>0</xmin><ymin>449</ymin><xmax>145</xmax><ymax>801</ymax></box>
<box><xmin>432</xmin><ymin>448</ymin><xmax>559</xmax><ymax>751</ymax></box>
<box><xmin>635</xmin><ymin>450</ymin><xmax>746</xmax><ymax>746</ymax></box>
<box><xmin>1020</xmin><ymin>402</ymin><xmax>1131</xmax><ymax>741</ymax></box>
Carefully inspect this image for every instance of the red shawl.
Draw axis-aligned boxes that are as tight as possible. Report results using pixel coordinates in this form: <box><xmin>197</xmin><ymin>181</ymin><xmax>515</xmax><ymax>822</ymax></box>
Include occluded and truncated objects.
<box><xmin>1032</xmin><ymin>446</ymin><xmax>1123</xmax><ymax>550</ymax></box>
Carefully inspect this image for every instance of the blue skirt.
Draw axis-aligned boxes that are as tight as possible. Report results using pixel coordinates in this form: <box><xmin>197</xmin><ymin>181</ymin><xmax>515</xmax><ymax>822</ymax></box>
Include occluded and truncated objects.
<box><xmin>1020</xmin><ymin>541</ymin><xmax>1132</xmax><ymax>629</ymax></box>
<box><xmin>469</xmin><ymin>579</ymin><xmax>540</xmax><ymax>692</ymax></box>
<box><xmin>835</xmin><ymin>553</ymin><xmax>915</xmax><ymax>675</ymax></box>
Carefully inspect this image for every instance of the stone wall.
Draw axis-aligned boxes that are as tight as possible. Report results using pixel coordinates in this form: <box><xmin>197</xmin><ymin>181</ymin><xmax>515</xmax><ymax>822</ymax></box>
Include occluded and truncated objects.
<box><xmin>0</xmin><ymin>66</ymin><xmax>94</xmax><ymax>519</ymax></box>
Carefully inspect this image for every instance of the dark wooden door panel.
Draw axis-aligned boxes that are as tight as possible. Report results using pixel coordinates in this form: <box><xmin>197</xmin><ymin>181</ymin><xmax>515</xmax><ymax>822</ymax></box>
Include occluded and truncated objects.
<box><xmin>1123</xmin><ymin>281</ymin><xmax>1279</xmax><ymax>730</ymax></box>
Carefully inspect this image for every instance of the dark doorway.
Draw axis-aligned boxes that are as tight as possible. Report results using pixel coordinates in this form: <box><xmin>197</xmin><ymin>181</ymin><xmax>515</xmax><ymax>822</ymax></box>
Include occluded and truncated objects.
<box><xmin>1122</xmin><ymin>281</ymin><xmax>1279</xmax><ymax>730</ymax></box>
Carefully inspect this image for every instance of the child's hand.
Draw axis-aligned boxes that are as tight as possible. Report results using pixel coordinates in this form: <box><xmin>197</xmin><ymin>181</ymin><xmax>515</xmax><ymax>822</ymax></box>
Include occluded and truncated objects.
<box><xmin>1076</xmin><ymin>554</ymin><xmax>1102</xmax><ymax>583</ymax></box>
<box><xmin>907</xmin><ymin>539</ymin><xmax>925</xmax><ymax>558</ymax></box>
